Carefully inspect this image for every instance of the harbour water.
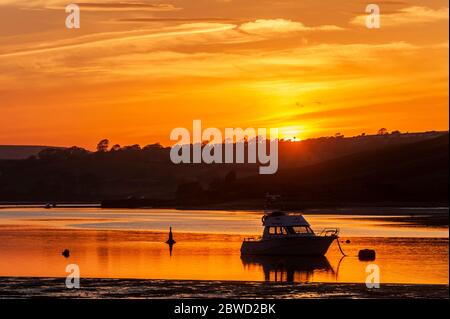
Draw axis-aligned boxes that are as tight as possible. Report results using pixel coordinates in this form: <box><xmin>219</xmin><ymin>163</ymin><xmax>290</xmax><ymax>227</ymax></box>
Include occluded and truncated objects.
<box><xmin>0</xmin><ymin>208</ymin><xmax>448</xmax><ymax>285</ymax></box>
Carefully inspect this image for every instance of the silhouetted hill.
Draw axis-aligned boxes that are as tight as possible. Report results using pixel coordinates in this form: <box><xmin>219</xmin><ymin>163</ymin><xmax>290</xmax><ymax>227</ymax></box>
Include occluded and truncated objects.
<box><xmin>277</xmin><ymin>130</ymin><xmax>447</xmax><ymax>168</ymax></box>
<box><xmin>0</xmin><ymin>132</ymin><xmax>447</xmax><ymax>207</ymax></box>
<box><xmin>224</xmin><ymin>134</ymin><xmax>449</xmax><ymax>206</ymax></box>
<box><xmin>0</xmin><ymin>145</ymin><xmax>63</xmax><ymax>160</ymax></box>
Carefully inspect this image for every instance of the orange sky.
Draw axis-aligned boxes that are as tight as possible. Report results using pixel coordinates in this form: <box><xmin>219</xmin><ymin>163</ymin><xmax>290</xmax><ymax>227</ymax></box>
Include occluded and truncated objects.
<box><xmin>0</xmin><ymin>0</ymin><xmax>448</xmax><ymax>149</ymax></box>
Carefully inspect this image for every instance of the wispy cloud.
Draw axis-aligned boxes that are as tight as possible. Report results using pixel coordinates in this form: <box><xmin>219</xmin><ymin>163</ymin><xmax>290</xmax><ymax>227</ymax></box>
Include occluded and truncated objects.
<box><xmin>0</xmin><ymin>1</ymin><xmax>180</xmax><ymax>11</ymax></box>
<box><xmin>118</xmin><ymin>18</ymin><xmax>239</xmax><ymax>23</ymax></box>
<box><xmin>0</xmin><ymin>17</ymin><xmax>346</xmax><ymax>59</ymax></box>
<box><xmin>0</xmin><ymin>23</ymin><xmax>237</xmax><ymax>58</ymax></box>
<box><xmin>70</xmin><ymin>2</ymin><xmax>180</xmax><ymax>12</ymax></box>
<box><xmin>239</xmin><ymin>19</ymin><xmax>344</xmax><ymax>35</ymax></box>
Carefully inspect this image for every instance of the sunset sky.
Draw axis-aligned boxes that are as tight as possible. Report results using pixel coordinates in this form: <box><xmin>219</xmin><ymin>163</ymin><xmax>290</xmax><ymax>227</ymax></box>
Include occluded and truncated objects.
<box><xmin>0</xmin><ymin>0</ymin><xmax>448</xmax><ymax>149</ymax></box>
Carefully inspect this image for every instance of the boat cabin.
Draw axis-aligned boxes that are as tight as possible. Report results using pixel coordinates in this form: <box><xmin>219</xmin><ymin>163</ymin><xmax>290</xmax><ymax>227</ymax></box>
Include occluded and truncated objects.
<box><xmin>262</xmin><ymin>211</ymin><xmax>315</xmax><ymax>238</ymax></box>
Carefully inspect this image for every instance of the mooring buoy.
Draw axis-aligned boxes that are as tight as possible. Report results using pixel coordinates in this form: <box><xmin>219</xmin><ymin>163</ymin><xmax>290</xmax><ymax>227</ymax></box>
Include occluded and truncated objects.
<box><xmin>358</xmin><ymin>249</ymin><xmax>376</xmax><ymax>261</ymax></box>
<box><xmin>62</xmin><ymin>249</ymin><xmax>70</xmax><ymax>258</ymax></box>
<box><xmin>166</xmin><ymin>226</ymin><xmax>176</xmax><ymax>245</ymax></box>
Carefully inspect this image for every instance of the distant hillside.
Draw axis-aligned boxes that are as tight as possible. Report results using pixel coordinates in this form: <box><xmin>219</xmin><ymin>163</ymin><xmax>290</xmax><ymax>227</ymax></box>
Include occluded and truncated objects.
<box><xmin>222</xmin><ymin>134</ymin><xmax>449</xmax><ymax>206</ymax></box>
<box><xmin>277</xmin><ymin>131</ymin><xmax>447</xmax><ymax>168</ymax></box>
<box><xmin>0</xmin><ymin>145</ymin><xmax>63</xmax><ymax>160</ymax></box>
<box><xmin>0</xmin><ymin>132</ymin><xmax>448</xmax><ymax>207</ymax></box>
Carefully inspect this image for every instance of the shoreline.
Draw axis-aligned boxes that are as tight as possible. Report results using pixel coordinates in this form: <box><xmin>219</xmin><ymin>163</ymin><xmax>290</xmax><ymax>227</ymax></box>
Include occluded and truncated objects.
<box><xmin>1</xmin><ymin>202</ymin><xmax>448</xmax><ymax>211</ymax></box>
<box><xmin>0</xmin><ymin>277</ymin><xmax>448</xmax><ymax>299</ymax></box>
<box><xmin>1</xmin><ymin>204</ymin><xmax>448</xmax><ymax>227</ymax></box>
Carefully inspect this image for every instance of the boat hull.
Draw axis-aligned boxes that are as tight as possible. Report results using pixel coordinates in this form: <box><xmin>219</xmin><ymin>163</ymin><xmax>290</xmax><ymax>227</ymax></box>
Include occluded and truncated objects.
<box><xmin>240</xmin><ymin>236</ymin><xmax>336</xmax><ymax>256</ymax></box>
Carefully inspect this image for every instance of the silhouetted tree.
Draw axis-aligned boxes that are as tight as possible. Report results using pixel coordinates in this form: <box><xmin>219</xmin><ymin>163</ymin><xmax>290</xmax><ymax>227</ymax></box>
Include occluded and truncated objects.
<box><xmin>66</xmin><ymin>146</ymin><xmax>89</xmax><ymax>158</ymax></box>
<box><xmin>110</xmin><ymin>144</ymin><xmax>121</xmax><ymax>152</ymax></box>
<box><xmin>378</xmin><ymin>128</ymin><xmax>388</xmax><ymax>135</ymax></box>
<box><xmin>122</xmin><ymin>144</ymin><xmax>141</xmax><ymax>151</ymax></box>
<box><xmin>143</xmin><ymin>143</ymin><xmax>163</xmax><ymax>151</ymax></box>
<box><xmin>97</xmin><ymin>139</ymin><xmax>109</xmax><ymax>152</ymax></box>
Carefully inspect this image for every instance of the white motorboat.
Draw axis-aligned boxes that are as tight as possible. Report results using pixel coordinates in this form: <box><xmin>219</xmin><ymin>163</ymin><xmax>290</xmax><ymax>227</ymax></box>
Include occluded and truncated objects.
<box><xmin>241</xmin><ymin>211</ymin><xmax>339</xmax><ymax>256</ymax></box>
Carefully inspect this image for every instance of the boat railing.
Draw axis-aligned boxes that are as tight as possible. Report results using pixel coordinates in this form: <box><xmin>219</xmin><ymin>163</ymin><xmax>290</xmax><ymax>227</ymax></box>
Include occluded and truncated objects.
<box><xmin>316</xmin><ymin>228</ymin><xmax>340</xmax><ymax>237</ymax></box>
<box><xmin>244</xmin><ymin>228</ymin><xmax>339</xmax><ymax>241</ymax></box>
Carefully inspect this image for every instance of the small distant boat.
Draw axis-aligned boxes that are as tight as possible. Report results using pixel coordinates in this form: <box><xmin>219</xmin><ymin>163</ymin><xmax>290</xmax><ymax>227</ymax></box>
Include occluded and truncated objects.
<box><xmin>44</xmin><ymin>203</ymin><xmax>52</xmax><ymax>209</ymax></box>
<box><xmin>241</xmin><ymin>211</ymin><xmax>339</xmax><ymax>256</ymax></box>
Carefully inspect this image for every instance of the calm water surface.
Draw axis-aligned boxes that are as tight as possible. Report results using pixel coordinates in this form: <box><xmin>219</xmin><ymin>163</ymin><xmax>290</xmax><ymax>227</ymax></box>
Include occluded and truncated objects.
<box><xmin>0</xmin><ymin>208</ymin><xmax>447</xmax><ymax>285</ymax></box>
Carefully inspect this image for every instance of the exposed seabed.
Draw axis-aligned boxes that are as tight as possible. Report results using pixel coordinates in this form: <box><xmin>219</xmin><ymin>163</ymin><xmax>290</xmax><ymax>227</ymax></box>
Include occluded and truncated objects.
<box><xmin>0</xmin><ymin>277</ymin><xmax>448</xmax><ymax>299</ymax></box>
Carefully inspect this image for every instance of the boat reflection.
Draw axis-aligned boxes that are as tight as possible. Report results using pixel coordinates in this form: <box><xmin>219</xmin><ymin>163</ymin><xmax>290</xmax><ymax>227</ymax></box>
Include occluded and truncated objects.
<box><xmin>241</xmin><ymin>255</ymin><xmax>334</xmax><ymax>282</ymax></box>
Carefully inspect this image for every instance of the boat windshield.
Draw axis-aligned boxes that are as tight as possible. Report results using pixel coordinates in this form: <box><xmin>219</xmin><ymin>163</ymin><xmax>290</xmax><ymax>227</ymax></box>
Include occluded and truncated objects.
<box><xmin>287</xmin><ymin>226</ymin><xmax>314</xmax><ymax>234</ymax></box>
<box><xmin>268</xmin><ymin>227</ymin><xmax>288</xmax><ymax>235</ymax></box>
<box><xmin>267</xmin><ymin>226</ymin><xmax>314</xmax><ymax>235</ymax></box>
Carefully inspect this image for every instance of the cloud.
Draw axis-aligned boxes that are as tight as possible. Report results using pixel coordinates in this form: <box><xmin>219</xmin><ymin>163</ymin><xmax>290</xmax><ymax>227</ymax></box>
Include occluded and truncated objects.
<box><xmin>117</xmin><ymin>18</ymin><xmax>239</xmax><ymax>23</ymax></box>
<box><xmin>74</xmin><ymin>2</ymin><xmax>180</xmax><ymax>12</ymax></box>
<box><xmin>351</xmin><ymin>6</ymin><xmax>449</xmax><ymax>27</ymax></box>
<box><xmin>0</xmin><ymin>1</ymin><xmax>180</xmax><ymax>11</ymax></box>
<box><xmin>0</xmin><ymin>23</ymin><xmax>238</xmax><ymax>58</ymax></box>
<box><xmin>238</xmin><ymin>19</ymin><xmax>343</xmax><ymax>35</ymax></box>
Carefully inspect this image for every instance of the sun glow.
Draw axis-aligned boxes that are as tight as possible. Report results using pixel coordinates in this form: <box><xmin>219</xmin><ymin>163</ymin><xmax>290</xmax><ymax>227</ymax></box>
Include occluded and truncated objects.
<box><xmin>279</xmin><ymin>126</ymin><xmax>305</xmax><ymax>141</ymax></box>
<box><xmin>0</xmin><ymin>1</ymin><xmax>448</xmax><ymax>148</ymax></box>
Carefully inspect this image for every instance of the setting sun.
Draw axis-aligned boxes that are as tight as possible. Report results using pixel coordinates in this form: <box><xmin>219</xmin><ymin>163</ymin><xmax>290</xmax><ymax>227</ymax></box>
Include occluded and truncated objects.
<box><xmin>278</xmin><ymin>126</ymin><xmax>305</xmax><ymax>141</ymax></box>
